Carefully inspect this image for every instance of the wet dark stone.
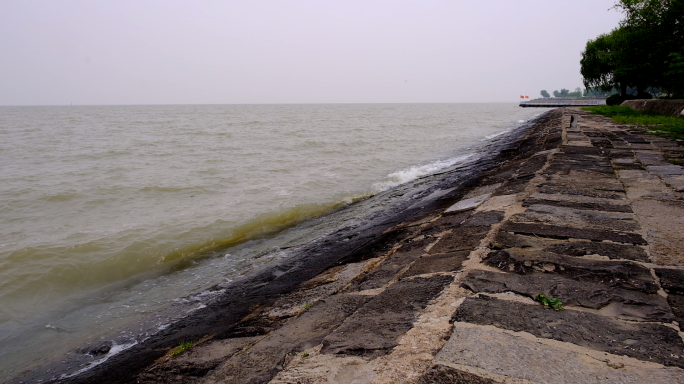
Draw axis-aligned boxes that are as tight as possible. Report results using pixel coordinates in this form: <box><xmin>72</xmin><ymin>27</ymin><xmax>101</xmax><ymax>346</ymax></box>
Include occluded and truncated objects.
<box><xmin>542</xmin><ymin>132</ymin><xmax>563</xmax><ymax>150</ymax></box>
<box><xmin>490</xmin><ymin>233</ymin><xmax>648</xmax><ymax>261</ymax></box>
<box><xmin>553</xmin><ymin>153</ymin><xmax>610</xmax><ymax>163</ymax></box>
<box><xmin>321</xmin><ymin>275</ymin><xmax>453</xmax><ymax>358</ymax></box>
<box><xmin>401</xmin><ymin>251</ymin><xmax>470</xmax><ymax>278</ymax></box>
<box><xmin>516</xmin><ymin>154</ymin><xmax>548</xmax><ymax>175</ymax></box>
<box><xmin>608</xmin><ymin>150</ymin><xmax>634</xmax><ymax>158</ymax></box>
<box><xmin>623</xmin><ymin>136</ymin><xmax>649</xmax><ymax>144</ymax></box>
<box><xmin>336</xmin><ymin>226</ymin><xmax>416</xmax><ymax>265</ymax></box>
<box><xmin>429</xmin><ymin>226</ymin><xmax>491</xmax><ymax>254</ymax></box>
<box><xmin>543</xmin><ymin>241</ymin><xmax>648</xmax><ymax>261</ymax></box>
<box><xmin>543</xmin><ymin>157</ymin><xmax>615</xmax><ymax>174</ymax></box>
<box><xmin>452</xmin><ymin>296</ymin><xmax>684</xmax><ymax>368</ymax></box>
<box><xmin>664</xmin><ymin>294</ymin><xmax>684</xmax><ymax>325</ymax></box>
<box><xmin>654</xmin><ymin>268</ymin><xmax>684</xmax><ymax>294</ymax></box>
<box><xmin>461</xmin><ymin>269</ymin><xmax>672</xmax><ymax>322</ymax></box>
<box><xmin>500</xmin><ymin>222</ymin><xmax>647</xmax><ymax>245</ymax></box>
<box><xmin>462</xmin><ymin>211</ymin><xmax>505</xmax><ymax>227</ymax></box>
<box><xmin>419</xmin><ymin>211</ymin><xmax>473</xmax><ymax>236</ymax></box>
<box><xmin>138</xmin><ymin>360</ymin><xmax>222</xmax><ymax>384</ymax></box>
<box><xmin>490</xmin><ymin>231</ymin><xmax>538</xmax><ymax>249</ymax></box>
<box><xmin>538</xmin><ymin>185</ymin><xmax>625</xmax><ymax>199</ymax></box>
<box><xmin>207</xmin><ymin>294</ymin><xmax>372</xmax><ymax>384</ymax></box>
<box><xmin>416</xmin><ymin>364</ymin><xmax>499</xmax><ymax>384</ymax></box>
<box><xmin>344</xmin><ymin>239</ymin><xmax>429</xmax><ymax>292</ymax></box>
<box><xmin>584</xmin><ymin>131</ymin><xmax>607</xmax><ymax>138</ymax></box>
<box><xmin>219</xmin><ymin>316</ymin><xmax>286</xmax><ymax>339</ymax></box>
<box><xmin>522</xmin><ymin>198</ymin><xmax>633</xmax><ymax>213</ymax></box>
<box><xmin>397</xmin><ymin>235</ymin><xmax>435</xmax><ymax>253</ymax></box>
<box><xmin>590</xmin><ymin>138</ymin><xmax>613</xmax><ymax>148</ymax></box>
<box><xmin>480</xmin><ymin>165</ymin><xmax>519</xmax><ymax>185</ymax></box>
<box><xmin>654</xmin><ymin>269</ymin><xmax>684</xmax><ymax>324</ymax></box>
<box><xmin>612</xmin><ymin>162</ymin><xmax>645</xmax><ymax>170</ymax></box>
<box><xmin>561</xmin><ymin>146</ymin><xmax>606</xmax><ymax>155</ymax></box>
<box><xmin>483</xmin><ymin>250</ymin><xmax>658</xmax><ymax>294</ymax></box>
<box><xmin>79</xmin><ymin>342</ymin><xmax>113</xmax><ymax>356</ymax></box>
<box><xmin>495</xmin><ymin>176</ymin><xmax>532</xmax><ymax>195</ymax></box>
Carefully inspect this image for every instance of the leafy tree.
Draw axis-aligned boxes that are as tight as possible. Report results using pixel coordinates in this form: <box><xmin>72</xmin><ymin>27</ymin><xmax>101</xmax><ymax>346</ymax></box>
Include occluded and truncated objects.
<box><xmin>540</xmin><ymin>90</ymin><xmax>550</xmax><ymax>98</ymax></box>
<box><xmin>553</xmin><ymin>90</ymin><xmax>561</xmax><ymax>98</ymax></box>
<box><xmin>581</xmin><ymin>1</ymin><xmax>684</xmax><ymax>98</ymax></box>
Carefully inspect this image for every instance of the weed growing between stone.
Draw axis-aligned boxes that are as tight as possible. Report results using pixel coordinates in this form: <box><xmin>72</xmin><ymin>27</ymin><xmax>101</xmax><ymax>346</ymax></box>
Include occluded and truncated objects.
<box><xmin>170</xmin><ymin>342</ymin><xmax>194</xmax><ymax>357</ymax></box>
<box><xmin>536</xmin><ymin>294</ymin><xmax>564</xmax><ymax>311</ymax></box>
<box><xmin>583</xmin><ymin>105</ymin><xmax>684</xmax><ymax>140</ymax></box>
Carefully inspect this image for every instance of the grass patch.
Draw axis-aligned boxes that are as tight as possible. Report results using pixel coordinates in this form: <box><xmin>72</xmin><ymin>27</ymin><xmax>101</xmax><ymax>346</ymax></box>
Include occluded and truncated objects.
<box><xmin>170</xmin><ymin>342</ymin><xmax>194</xmax><ymax>357</ymax></box>
<box><xmin>582</xmin><ymin>105</ymin><xmax>684</xmax><ymax>141</ymax></box>
<box><xmin>536</xmin><ymin>294</ymin><xmax>564</xmax><ymax>311</ymax></box>
<box><xmin>301</xmin><ymin>303</ymin><xmax>314</xmax><ymax>309</ymax></box>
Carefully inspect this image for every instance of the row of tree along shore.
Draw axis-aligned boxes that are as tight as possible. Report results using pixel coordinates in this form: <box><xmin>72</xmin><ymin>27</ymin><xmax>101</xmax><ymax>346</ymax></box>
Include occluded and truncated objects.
<box><xmin>580</xmin><ymin>0</ymin><xmax>683</xmax><ymax>105</ymax></box>
<box><xmin>539</xmin><ymin>88</ymin><xmax>611</xmax><ymax>99</ymax></box>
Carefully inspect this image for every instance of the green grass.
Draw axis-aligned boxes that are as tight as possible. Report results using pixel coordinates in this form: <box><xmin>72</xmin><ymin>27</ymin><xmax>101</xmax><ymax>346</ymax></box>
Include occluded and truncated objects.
<box><xmin>170</xmin><ymin>342</ymin><xmax>194</xmax><ymax>357</ymax></box>
<box><xmin>536</xmin><ymin>294</ymin><xmax>564</xmax><ymax>311</ymax></box>
<box><xmin>582</xmin><ymin>105</ymin><xmax>684</xmax><ymax>140</ymax></box>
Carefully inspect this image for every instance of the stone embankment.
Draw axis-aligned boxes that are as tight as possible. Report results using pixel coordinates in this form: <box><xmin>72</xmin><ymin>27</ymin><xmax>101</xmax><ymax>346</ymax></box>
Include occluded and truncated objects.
<box><xmin>622</xmin><ymin>99</ymin><xmax>684</xmax><ymax>116</ymax></box>
<box><xmin>67</xmin><ymin>108</ymin><xmax>684</xmax><ymax>384</ymax></box>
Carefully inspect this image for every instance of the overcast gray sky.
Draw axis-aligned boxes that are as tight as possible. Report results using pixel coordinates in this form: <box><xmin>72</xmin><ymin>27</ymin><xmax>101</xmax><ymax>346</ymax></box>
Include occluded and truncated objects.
<box><xmin>1</xmin><ymin>1</ymin><xmax>623</xmax><ymax>105</ymax></box>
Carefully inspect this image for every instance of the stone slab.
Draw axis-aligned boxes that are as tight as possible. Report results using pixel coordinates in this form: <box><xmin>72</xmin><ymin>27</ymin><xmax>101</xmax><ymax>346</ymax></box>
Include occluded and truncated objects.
<box><xmin>524</xmin><ymin>192</ymin><xmax>632</xmax><ymax>212</ymax></box>
<box><xmin>461</xmin><ymin>210</ymin><xmax>505</xmax><ymax>227</ymax></box>
<box><xmin>204</xmin><ymin>294</ymin><xmax>372</xmax><ymax>384</ymax></box>
<box><xmin>428</xmin><ymin>226</ymin><xmax>491</xmax><ymax>254</ymax></box>
<box><xmin>444</xmin><ymin>193</ymin><xmax>491</xmax><ymax>214</ymax></box>
<box><xmin>418</xmin><ymin>210</ymin><xmax>472</xmax><ymax>236</ymax></box>
<box><xmin>490</xmin><ymin>232</ymin><xmax>649</xmax><ymax>261</ymax></box>
<box><xmin>500</xmin><ymin>222</ymin><xmax>647</xmax><ymax>245</ymax></box>
<box><xmin>661</xmin><ymin>175</ymin><xmax>684</xmax><ymax>192</ymax></box>
<box><xmin>436</xmin><ymin>325</ymin><xmax>684</xmax><ymax>384</ymax></box>
<box><xmin>461</xmin><ymin>269</ymin><xmax>673</xmax><ymax>322</ymax></box>
<box><xmin>664</xmin><ymin>293</ymin><xmax>684</xmax><ymax>325</ymax></box>
<box><xmin>538</xmin><ymin>184</ymin><xmax>625</xmax><ymax>199</ymax></box>
<box><xmin>494</xmin><ymin>176</ymin><xmax>532</xmax><ymax>195</ymax></box>
<box><xmin>416</xmin><ymin>364</ymin><xmax>499</xmax><ymax>384</ymax></box>
<box><xmin>483</xmin><ymin>250</ymin><xmax>658</xmax><ymax>293</ymax></box>
<box><xmin>343</xmin><ymin>243</ymin><xmax>427</xmax><ymax>292</ymax></box>
<box><xmin>648</xmin><ymin>165</ymin><xmax>684</xmax><ymax>176</ymax></box>
<box><xmin>631</xmin><ymin>200</ymin><xmax>684</xmax><ymax>265</ymax></box>
<box><xmin>511</xmin><ymin>204</ymin><xmax>640</xmax><ymax>232</ymax></box>
<box><xmin>635</xmin><ymin>151</ymin><xmax>668</xmax><ymax>166</ymax></box>
<box><xmin>400</xmin><ymin>251</ymin><xmax>470</xmax><ymax>278</ymax></box>
<box><xmin>320</xmin><ymin>275</ymin><xmax>453</xmax><ymax>357</ymax></box>
<box><xmin>542</xmin><ymin>240</ymin><xmax>648</xmax><ymax>261</ymax></box>
<box><xmin>562</xmin><ymin>146</ymin><xmax>606</xmax><ymax>155</ymax></box>
<box><xmin>137</xmin><ymin>337</ymin><xmax>260</xmax><ymax>384</ymax></box>
<box><xmin>452</xmin><ymin>296</ymin><xmax>684</xmax><ymax>368</ymax></box>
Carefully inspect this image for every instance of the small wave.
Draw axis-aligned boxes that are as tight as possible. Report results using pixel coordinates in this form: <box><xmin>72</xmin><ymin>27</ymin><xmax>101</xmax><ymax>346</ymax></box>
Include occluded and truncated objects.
<box><xmin>371</xmin><ymin>154</ymin><xmax>474</xmax><ymax>193</ymax></box>
<box><xmin>159</xmin><ymin>199</ymin><xmax>362</xmax><ymax>263</ymax></box>
<box><xmin>61</xmin><ymin>341</ymin><xmax>138</xmax><ymax>379</ymax></box>
<box><xmin>483</xmin><ymin>129</ymin><xmax>511</xmax><ymax>140</ymax></box>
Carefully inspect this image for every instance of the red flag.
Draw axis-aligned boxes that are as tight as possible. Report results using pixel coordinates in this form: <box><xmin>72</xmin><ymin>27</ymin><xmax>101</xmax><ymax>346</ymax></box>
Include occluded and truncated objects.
<box><xmin>525</xmin><ymin>96</ymin><xmax>529</xmax><ymax>99</ymax></box>
<box><xmin>520</xmin><ymin>95</ymin><xmax>524</xmax><ymax>99</ymax></box>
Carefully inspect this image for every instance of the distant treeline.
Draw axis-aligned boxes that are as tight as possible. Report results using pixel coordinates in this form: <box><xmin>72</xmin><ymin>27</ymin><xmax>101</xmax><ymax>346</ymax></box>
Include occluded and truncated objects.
<box><xmin>539</xmin><ymin>88</ymin><xmax>612</xmax><ymax>98</ymax></box>
<box><xmin>580</xmin><ymin>0</ymin><xmax>683</xmax><ymax>104</ymax></box>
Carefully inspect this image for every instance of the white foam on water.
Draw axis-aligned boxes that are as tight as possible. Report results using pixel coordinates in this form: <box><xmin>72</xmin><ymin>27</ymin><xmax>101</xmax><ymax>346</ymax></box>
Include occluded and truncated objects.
<box><xmin>61</xmin><ymin>341</ymin><xmax>139</xmax><ymax>379</ymax></box>
<box><xmin>371</xmin><ymin>154</ymin><xmax>474</xmax><ymax>193</ymax></box>
<box><xmin>483</xmin><ymin>129</ymin><xmax>511</xmax><ymax>140</ymax></box>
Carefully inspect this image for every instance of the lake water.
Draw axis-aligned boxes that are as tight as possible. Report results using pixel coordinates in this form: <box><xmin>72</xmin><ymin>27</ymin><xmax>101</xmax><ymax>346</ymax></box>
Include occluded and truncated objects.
<box><xmin>0</xmin><ymin>103</ymin><xmax>546</xmax><ymax>380</ymax></box>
